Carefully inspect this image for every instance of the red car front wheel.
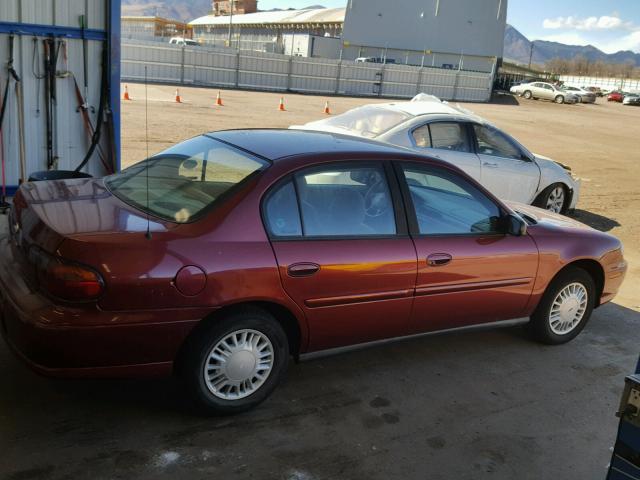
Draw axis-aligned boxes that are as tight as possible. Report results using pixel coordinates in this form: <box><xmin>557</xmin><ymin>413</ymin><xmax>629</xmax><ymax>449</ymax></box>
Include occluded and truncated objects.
<box><xmin>528</xmin><ymin>266</ymin><xmax>596</xmax><ymax>345</ymax></box>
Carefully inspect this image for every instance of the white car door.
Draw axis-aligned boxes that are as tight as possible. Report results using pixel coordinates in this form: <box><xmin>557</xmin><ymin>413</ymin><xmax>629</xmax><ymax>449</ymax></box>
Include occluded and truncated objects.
<box><xmin>530</xmin><ymin>83</ymin><xmax>550</xmax><ymax>100</ymax></box>
<box><xmin>541</xmin><ymin>84</ymin><xmax>557</xmax><ymax>100</ymax></box>
<box><xmin>472</xmin><ymin>124</ymin><xmax>540</xmax><ymax>203</ymax></box>
<box><xmin>528</xmin><ymin>83</ymin><xmax>545</xmax><ymax>98</ymax></box>
<box><xmin>409</xmin><ymin>121</ymin><xmax>481</xmax><ymax>180</ymax></box>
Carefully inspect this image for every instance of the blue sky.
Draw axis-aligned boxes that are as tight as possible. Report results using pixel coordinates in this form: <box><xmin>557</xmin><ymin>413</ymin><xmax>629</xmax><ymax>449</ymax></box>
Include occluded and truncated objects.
<box><xmin>257</xmin><ymin>0</ymin><xmax>640</xmax><ymax>53</ymax></box>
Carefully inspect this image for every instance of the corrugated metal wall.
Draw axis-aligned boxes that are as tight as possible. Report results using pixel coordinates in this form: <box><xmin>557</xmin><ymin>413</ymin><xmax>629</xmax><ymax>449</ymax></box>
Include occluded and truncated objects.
<box><xmin>0</xmin><ymin>0</ymin><xmax>114</xmax><ymax>191</ymax></box>
<box><xmin>122</xmin><ymin>40</ymin><xmax>494</xmax><ymax>102</ymax></box>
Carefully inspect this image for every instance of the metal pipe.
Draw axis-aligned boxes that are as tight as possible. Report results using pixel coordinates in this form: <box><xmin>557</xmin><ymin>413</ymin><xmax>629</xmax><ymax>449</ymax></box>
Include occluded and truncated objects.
<box><xmin>528</xmin><ymin>43</ymin><xmax>534</xmax><ymax>69</ymax></box>
<box><xmin>227</xmin><ymin>0</ymin><xmax>235</xmax><ymax>46</ymax></box>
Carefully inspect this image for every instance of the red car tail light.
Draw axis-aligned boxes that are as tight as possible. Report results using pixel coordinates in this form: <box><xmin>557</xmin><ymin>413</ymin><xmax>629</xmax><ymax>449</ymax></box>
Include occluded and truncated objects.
<box><xmin>29</xmin><ymin>247</ymin><xmax>104</xmax><ymax>301</ymax></box>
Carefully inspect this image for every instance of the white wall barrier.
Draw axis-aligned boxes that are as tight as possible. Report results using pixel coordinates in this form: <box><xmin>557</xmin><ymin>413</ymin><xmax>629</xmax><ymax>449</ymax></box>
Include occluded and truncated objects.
<box><xmin>121</xmin><ymin>40</ymin><xmax>494</xmax><ymax>102</ymax></box>
<box><xmin>560</xmin><ymin>75</ymin><xmax>640</xmax><ymax>92</ymax></box>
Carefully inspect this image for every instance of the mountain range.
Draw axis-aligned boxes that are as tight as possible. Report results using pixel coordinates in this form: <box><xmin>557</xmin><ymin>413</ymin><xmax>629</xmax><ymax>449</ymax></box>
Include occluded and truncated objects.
<box><xmin>503</xmin><ymin>24</ymin><xmax>640</xmax><ymax>67</ymax></box>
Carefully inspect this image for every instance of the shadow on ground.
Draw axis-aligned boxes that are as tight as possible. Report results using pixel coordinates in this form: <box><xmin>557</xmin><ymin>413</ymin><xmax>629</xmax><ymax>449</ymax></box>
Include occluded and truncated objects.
<box><xmin>489</xmin><ymin>92</ymin><xmax>520</xmax><ymax>106</ymax></box>
<box><xmin>1</xmin><ymin>303</ymin><xmax>639</xmax><ymax>480</ymax></box>
<box><xmin>569</xmin><ymin>209</ymin><xmax>621</xmax><ymax>232</ymax></box>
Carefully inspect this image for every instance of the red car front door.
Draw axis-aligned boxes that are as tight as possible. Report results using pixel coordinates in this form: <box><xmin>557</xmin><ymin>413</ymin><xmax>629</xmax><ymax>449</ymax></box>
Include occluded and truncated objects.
<box><xmin>396</xmin><ymin>161</ymin><xmax>539</xmax><ymax>334</ymax></box>
<box><xmin>262</xmin><ymin>162</ymin><xmax>417</xmax><ymax>352</ymax></box>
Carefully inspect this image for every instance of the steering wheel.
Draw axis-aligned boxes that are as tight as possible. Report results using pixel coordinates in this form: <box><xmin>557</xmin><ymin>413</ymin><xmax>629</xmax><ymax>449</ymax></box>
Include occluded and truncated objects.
<box><xmin>364</xmin><ymin>180</ymin><xmax>390</xmax><ymax>218</ymax></box>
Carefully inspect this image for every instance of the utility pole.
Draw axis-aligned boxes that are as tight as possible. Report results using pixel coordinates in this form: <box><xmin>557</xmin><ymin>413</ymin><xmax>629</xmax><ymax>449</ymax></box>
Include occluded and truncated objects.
<box><xmin>227</xmin><ymin>0</ymin><xmax>235</xmax><ymax>46</ymax></box>
<box><xmin>528</xmin><ymin>42</ymin><xmax>534</xmax><ymax>69</ymax></box>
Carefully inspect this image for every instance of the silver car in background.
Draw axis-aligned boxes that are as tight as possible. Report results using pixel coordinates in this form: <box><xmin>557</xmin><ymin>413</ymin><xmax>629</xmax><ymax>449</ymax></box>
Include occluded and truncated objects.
<box><xmin>291</xmin><ymin>96</ymin><xmax>581</xmax><ymax>213</ymax></box>
<box><xmin>561</xmin><ymin>86</ymin><xmax>597</xmax><ymax>103</ymax></box>
<box><xmin>623</xmin><ymin>94</ymin><xmax>640</xmax><ymax>106</ymax></box>
<box><xmin>510</xmin><ymin>82</ymin><xmax>579</xmax><ymax>104</ymax></box>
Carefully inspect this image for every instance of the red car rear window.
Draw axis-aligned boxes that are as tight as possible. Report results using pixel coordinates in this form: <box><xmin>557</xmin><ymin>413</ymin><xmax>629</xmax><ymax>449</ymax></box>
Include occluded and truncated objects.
<box><xmin>106</xmin><ymin>136</ymin><xmax>268</xmax><ymax>223</ymax></box>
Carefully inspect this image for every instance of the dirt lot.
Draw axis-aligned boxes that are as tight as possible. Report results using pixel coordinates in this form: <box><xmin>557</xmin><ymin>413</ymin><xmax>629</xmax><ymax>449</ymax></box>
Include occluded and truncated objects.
<box><xmin>1</xmin><ymin>86</ymin><xmax>639</xmax><ymax>480</ymax></box>
<box><xmin>121</xmin><ymin>83</ymin><xmax>639</xmax><ymax>309</ymax></box>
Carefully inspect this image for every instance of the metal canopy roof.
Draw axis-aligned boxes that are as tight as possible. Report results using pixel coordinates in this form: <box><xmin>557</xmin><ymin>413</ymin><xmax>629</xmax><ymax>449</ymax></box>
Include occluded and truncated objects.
<box><xmin>190</xmin><ymin>8</ymin><xmax>346</xmax><ymax>26</ymax></box>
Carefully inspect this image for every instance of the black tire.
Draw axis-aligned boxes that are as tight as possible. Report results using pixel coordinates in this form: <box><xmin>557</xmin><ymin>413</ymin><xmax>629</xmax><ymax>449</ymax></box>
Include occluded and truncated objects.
<box><xmin>528</xmin><ymin>266</ymin><xmax>596</xmax><ymax>345</ymax></box>
<box><xmin>180</xmin><ymin>307</ymin><xmax>289</xmax><ymax>415</ymax></box>
<box><xmin>523</xmin><ymin>90</ymin><xmax>532</xmax><ymax>99</ymax></box>
<box><xmin>555</xmin><ymin>95</ymin><xmax>565</xmax><ymax>104</ymax></box>
<box><xmin>533</xmin><ymin>183</ymin><xmax>569</xmax><ymax>214</ymax></box>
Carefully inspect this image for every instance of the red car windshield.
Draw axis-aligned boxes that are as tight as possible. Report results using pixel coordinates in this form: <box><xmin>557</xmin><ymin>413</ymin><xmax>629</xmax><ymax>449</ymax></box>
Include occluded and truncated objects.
<box><xmin>105</xmin><ymin>136</ymin><xmax>268</xmax><ymax>223</ymax></box>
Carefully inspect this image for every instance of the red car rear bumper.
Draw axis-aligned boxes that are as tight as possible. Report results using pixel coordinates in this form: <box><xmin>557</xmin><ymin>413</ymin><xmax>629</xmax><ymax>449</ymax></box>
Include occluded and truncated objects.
<box><xmin>0</xmin><ymin>296</ymin><xmax>201</xmax><ymax>378</ymax></box>
<box><xmin>0</xmin><ymin>237</ymin><xmax>206</xmax><ymax>378</ymax></box>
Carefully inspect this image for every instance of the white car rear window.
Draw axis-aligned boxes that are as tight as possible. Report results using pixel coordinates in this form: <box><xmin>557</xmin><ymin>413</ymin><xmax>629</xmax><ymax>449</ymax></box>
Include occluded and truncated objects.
<box><xmin>321</xmin><ymin>106</ymin><xmax>410</xmax><ymax>138</ymax></box>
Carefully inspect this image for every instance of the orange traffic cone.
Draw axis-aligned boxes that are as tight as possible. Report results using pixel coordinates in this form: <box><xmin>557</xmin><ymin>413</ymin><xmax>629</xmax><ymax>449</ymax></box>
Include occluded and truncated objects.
<box><xmin>323</xmin><ymin>101</ymin><xmax>331</xmax><ymax>114</ymax></box>
<box><xmin>175</xmin><ymin>88</ymin><xmax>182</xmax><ymax>103</ymax></box>
<box><xmin>123</xmin><ymin>85</ymin><xmax>131</xmax><ymax>101</ymax></box>
<box><xmin>216</xmin><ymin>91</ymin><xmax>224</xmax><ymax>106</ymax></box>
<box><xmin>278</xmin><ymin>97</ymin><xmax>286</xmax><ymax>111</ymax></box>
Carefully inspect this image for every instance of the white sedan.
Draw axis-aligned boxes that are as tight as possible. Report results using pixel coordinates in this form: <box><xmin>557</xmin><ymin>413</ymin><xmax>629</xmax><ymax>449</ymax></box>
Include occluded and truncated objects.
<box><xmin>291</xmin><ymin>96</ymin><xmax>580</xmax><ymax>213</ymax></box>
<box><xmin>510</xmin><ymin>82</ymin><xmax>579</xmax><ymax>104</ymax></box>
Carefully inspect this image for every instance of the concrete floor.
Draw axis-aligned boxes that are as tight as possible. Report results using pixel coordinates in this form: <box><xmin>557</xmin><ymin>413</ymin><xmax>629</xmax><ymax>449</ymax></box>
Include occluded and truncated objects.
<box><xmin>1</xmin><ymin>302</ymin><xmax>638</xmax><ymax>479</ymax></box>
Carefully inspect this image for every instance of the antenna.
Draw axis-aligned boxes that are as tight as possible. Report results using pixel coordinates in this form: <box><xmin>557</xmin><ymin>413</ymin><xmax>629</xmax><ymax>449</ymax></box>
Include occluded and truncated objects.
<box><xmin>144</xmin><ymin>67</ymin><xmax>152</xmax><ymax>240</ymax></box>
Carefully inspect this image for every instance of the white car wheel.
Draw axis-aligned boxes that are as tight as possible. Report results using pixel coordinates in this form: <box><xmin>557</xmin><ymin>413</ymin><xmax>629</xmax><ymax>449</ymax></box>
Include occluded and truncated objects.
<box><xmin>546</xmin><ymin>186</ymin><xmax>566</xmax><ymax>213</ymax></box>
<box><xmin>534</xmin><ymin>184</ymin><xmax>568</xmax><ymax>214</ymax></box>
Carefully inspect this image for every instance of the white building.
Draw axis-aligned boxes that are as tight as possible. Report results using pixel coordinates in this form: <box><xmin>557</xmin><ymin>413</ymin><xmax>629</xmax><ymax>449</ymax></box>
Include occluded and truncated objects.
<box><xmin>189</xmin><ymin>0</ymin><xmax>508</xmax><ymax>72</ymax></box>
<box><xmin>190</xmin><ymin>8</ymin><xmax>344</xmax><ymax>55</ymax></box>
<box><xmin>342</xmin><ymin>0</ymin><xmax>507</xmax><ymax>72</ymax></box>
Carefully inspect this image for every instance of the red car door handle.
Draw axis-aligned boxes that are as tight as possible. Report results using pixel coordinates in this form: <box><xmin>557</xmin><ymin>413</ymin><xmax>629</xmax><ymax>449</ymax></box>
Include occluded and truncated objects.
<box><xmin>427</xmin><ymin>254</ymin><xmax>452</xmax><ymax>267</ymax></box>
<box><xmin>288</xmin><ymin>263</ymin><xmax>320</xmax><ymax>277</ymax></box>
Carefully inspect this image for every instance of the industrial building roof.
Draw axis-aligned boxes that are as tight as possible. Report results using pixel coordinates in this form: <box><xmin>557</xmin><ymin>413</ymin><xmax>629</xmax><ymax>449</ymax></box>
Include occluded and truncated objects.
<box><xmin>190</xmin><ymin>8</ymin><xmax>346</xmax><ymax>26</ymax></box>
<box><xmin>122</xmin><ymin>15</ymin><xmax>191</xmax><ymax>24</ymax></box>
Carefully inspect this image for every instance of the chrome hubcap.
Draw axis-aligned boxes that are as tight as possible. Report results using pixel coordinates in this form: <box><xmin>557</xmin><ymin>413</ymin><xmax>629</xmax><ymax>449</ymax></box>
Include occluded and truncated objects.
<box><xmin>546</xmin><ymin>186</ymin><xmax>565</xmax><ymax>213</ymax></box>
<box><xmin>204</xmin><ymin>329</ymin><xmax>274</xmax><ymax>400</ymax></box>
<box><xmin>549</xmin><ymin>282</ymin><xmax>588</xmax><ymax>335</ymax></box>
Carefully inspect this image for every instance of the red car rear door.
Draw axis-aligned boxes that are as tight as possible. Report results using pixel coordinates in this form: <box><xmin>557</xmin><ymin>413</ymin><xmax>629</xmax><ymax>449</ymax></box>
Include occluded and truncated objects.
<box><xmin>395</xmin><ymin>161</ymin><xmax>539</xmax><ymax>334</ymax></box>
<box><xmin>262</xmin><ymin>161</ymin><xmax>417</xmax><ymax>352</ymax></box>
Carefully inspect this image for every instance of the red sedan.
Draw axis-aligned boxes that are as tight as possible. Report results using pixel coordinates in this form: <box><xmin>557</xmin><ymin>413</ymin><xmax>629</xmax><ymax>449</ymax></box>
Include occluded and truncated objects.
<box><xmin>0</xmin><ymin>130</ymin><xmax>627</xmax><ymax>414</ymax></box>
<box><xmin>608</xmin><ymin>91</ymin><xmax>625</xmax><ymax>102</ymax></box>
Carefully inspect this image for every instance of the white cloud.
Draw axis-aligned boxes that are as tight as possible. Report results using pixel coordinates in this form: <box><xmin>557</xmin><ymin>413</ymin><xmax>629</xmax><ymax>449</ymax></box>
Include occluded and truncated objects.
<box><xmin>542</xmin><ymin>15</ymin><xmax>629</xmax><ymax>31</ymax></box>
<box><xmin>538</xmin><ymin>33</ymin><xmax>591</xmax><ymax>46</ymax></box>
<box><xmin>540</xmin><ymin>13</ymin><xmax>640</xmax><ymax>52</ymax></box>
<box><xmin>600</xmin><ymin>31</ymin><xmax>640</xmax><ymax>53</ymax></box>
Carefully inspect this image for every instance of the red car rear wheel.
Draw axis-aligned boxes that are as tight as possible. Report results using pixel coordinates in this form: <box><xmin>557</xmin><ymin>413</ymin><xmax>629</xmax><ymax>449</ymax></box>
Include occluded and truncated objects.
<box><xmin>180</xmin><ymin>307</ymin><xmax>290</xmax><ymax>415</ymax></box>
